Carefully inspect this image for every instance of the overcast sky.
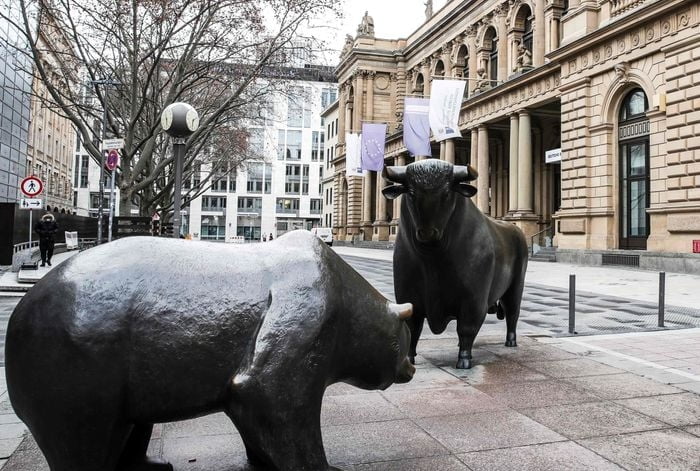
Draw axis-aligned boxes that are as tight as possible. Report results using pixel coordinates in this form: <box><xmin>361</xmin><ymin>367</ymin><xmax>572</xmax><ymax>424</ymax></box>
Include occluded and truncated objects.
<box><xmin>317</xmin><ymin>0</ymin><xmax>450</xmax><ymax>63</ymax></box>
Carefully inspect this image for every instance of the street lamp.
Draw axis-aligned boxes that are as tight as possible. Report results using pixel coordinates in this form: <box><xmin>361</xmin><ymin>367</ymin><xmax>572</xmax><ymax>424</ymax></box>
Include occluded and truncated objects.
<box><xmin>160</xmin><ymin>102</ymin><xmax>199</xmax><ymax>238</ymax></box>
<box><xmin>91</xmin><ymin>78</ymin><xmax>120</xmax><ymax>244</ymax></box>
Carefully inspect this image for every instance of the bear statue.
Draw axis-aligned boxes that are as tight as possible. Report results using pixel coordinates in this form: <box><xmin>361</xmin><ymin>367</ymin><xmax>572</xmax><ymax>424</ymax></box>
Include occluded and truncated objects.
<box><xmin>5</xmin><ymin>231</ymin><xmax>414</xmax><ymax>471</ymax></box>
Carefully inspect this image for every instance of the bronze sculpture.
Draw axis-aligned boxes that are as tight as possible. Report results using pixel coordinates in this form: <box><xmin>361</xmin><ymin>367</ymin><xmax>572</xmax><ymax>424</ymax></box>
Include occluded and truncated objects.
<box><xmin>5</xmin><ymin>231</ymin><xmax>414</xmax><ymax>471</ymax></box>
<box><xmin>383</xmin><ymin>160</ymin><xmax>528</xmax><ymax>369</ymax></box>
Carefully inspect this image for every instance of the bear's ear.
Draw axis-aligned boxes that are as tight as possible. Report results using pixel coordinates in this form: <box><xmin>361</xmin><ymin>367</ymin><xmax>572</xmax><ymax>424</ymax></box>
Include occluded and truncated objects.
<box><xmin>382</xmin><ymin>184</ymin><xmax>408</xmax><ymax>200</ymax></box>
<box><xmin>454</xmin><ymin>183</ymin><xmax>477</xmax><ymax>198</ymax></box>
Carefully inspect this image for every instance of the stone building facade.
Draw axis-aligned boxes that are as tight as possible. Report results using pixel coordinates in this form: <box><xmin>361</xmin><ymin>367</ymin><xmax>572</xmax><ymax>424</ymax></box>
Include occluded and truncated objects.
<box><xmin>26</xmin><ymin>7</ymin><xmax>76</xmax><ymax>213</ymax></box>
<box><xmin>333</xmin><ymin>0</ymin><xmax>700</xmax><ymax>270</ymax></box>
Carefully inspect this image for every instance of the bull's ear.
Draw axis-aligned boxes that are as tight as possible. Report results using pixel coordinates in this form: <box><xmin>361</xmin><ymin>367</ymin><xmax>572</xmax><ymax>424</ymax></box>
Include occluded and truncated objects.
<box><xmin>382</xmin><ymin>184</ymin><xmax>408</xmax><ymax>200</ymax></box>
<box><xmin>454</xmin><ymin>183</ymin><xmax>477</xmax><ymax>197</ymax></box>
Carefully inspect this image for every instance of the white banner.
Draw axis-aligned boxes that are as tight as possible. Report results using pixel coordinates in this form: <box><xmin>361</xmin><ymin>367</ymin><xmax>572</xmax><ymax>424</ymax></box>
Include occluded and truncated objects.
<box><xmin>345</xmin><ymin>133</ymin><xmax>364</xmax><ymax>177</ymax></box>
<box><xmin>428</xmin><ymin>80</ymin><xmax>466</xmax><ymax>142</ymax></box>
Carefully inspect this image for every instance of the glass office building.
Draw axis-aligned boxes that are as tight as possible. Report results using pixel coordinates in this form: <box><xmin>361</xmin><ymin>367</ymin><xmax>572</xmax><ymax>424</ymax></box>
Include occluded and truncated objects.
<box><xmin>0</xmin><ymin>7</ymin><xmax>31</xmax><ymax>202</ymax></box>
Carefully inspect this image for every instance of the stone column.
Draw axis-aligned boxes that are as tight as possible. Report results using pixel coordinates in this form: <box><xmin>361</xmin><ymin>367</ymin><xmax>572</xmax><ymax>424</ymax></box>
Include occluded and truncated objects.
<box><xmin>373</xmin><ymin>171</ymin><xmax>389</xmax><ymax>240</ymax></box>
<box><xmin>440</xmin><ymin>141</ymin><xmax>446</xmax><ymax>160</ymax></box>
<box><xmin>495</xmin><ymin>4</ymin><xmax>509</xmax><ymax>83</ymax></box>
<box><xmin>534</xmin><ymin>0</ymin><xmax>546</xmax><ymax>66</ymax></box>
<box><xmin>470</xmin><ymin>127</ymin><xmax>479</xmax><ymax>168</ymax></box>
<box><xmin>445</xmin><ymin>139</ymin><xmax>455</xmax><ymax>164</ymax></box>
<box><xmin>517</xmin><ymin>110</ymin><xmax>533</xmax><ymax>212</ymax></box>
<box><xmin>390</xmin><ymin>154</ymin><xmax>406</xmax><ymax>240</ymax></box>
<box><xmin>490</xmin><ymin>144</ymin><xmax>499</xmax><ymax>217</ymax></box>
<box><xmin>508</xmin><ymin>114</ymin><xmax>519</xmax><ymax>212</ymax></box>
<box><xmin>477</xmin><ymin>125</ymin><xmax>489</xmax><ymax>213</ymax></box>
<box><xmin>466</xmin><ymin>26</ymin><xmax>478</xmax><ymax>95</ymax></box>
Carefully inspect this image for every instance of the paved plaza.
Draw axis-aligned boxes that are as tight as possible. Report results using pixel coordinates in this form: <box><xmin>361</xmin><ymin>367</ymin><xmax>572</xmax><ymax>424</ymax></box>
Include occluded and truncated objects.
<box><xmin>0</xmin><ymin>246</ymin><xmax>698</xmax><ymax>470</ymax></box>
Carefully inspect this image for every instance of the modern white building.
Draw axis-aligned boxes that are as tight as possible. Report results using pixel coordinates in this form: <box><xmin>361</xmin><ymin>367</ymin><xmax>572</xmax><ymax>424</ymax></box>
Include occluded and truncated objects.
<box><xmin>187</xmin><ymin>67</ymin><xmax>337</xmax><ymax>242</ymax></box>
<box><xmin>72</xmin><ymin>135</ymin><xmax>121</xmax><ymax>218</ymax></box>
<box><xmin>321</xmin><ymin>99</ymin><xmax>339</xmax><ymax>229</ymax></box>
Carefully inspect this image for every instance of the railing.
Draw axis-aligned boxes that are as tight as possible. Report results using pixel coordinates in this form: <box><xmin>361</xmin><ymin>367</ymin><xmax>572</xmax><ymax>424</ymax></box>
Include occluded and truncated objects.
<box><xmin>610</xmin><ymin>0</ymin><xmax>645</xmax><ymax>17</ymax></box>
<box><xmin>530</xmin><ymin>224</ymin><xmax>553</xmax><ymax>256</ymax></box>
<box><xmin>13</xmin><ymin>240</ymin><xmax>39</xmax><ymax>254</ymax></box>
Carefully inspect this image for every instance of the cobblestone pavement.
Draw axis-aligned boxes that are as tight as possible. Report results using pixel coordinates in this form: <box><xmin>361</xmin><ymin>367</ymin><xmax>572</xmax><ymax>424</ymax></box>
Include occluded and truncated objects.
<box><xmin>340</xmin><ymin>255</ymin><xmax>700</xmax><ymax>336</ymax></box>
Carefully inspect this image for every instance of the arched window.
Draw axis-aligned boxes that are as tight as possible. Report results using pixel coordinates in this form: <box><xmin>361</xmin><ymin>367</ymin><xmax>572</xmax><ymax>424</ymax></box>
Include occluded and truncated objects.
<box><xmin>434</xmin><ymin>60</ymin><xmax>445</xmax><ymax>77</ymax></box>
<box><xmin>456</xmin><ymin>44</ymin><xmax>469</xmax><ymax>97</ymax></box>
<box><xmin>415</xmin><ymin>73</ymin><xmax>425</xmax><ymax>95</ymax></box>
<box><xmin>618</xmin><ymin>88</ymin><xmax>650</xmax><ymax>250</ymax></box>
<box><xmin>619</xmin><ymin>89</ymin><xmax>648</xmax><ymax>121</ymax></box>
<box><xmin>523</xmin><ymin>15</ymin><xmax>533</xmax><ymax>53</ymax></box>
<box><xmin>484</xmin><ymin>27</ymin><xmax>498</xmax><ymax>82</ymax></box>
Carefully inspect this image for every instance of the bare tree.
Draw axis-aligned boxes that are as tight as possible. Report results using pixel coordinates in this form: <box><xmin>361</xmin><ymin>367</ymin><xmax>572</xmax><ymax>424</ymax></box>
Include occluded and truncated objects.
<box><xmin>2</xmin><ymin>0</ymin><xmax>341</xmax><ymax>217</ymax></box>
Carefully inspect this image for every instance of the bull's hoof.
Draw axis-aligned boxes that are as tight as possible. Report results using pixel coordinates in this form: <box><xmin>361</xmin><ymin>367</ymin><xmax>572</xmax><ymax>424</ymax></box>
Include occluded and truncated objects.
<box><xmin>456</xmin><ymin>351</ymin><xmax>473</xmax><ymax>369</ymax></box>
<box><xmin>456</xmin><ymin>357</ymin><xmax>472</xmax><ymax>369</ymax></box>
<box><xmin>504</xmin><ymin>333</ymin><xmax>517</xmax><ymax>347</ymax></box>
<box><xmin>123</xmin><ymin>458</ymin><xmax>173</xmax><ymax>471</ymax></box>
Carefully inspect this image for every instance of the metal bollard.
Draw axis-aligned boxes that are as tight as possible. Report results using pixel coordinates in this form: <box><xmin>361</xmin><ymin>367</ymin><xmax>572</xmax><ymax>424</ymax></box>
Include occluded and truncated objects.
<box><xmin>658</xmin><ymin>271</ymin><xmax>665</xmax><ymax>328</ymax></box>
<box><xmin>569</xmin><ymin>274</ymin><xmax>576</xmax><ymax>334</ymax></box>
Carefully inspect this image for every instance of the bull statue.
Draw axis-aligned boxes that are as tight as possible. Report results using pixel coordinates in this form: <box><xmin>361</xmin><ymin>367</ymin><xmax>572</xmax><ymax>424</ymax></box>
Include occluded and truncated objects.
<box><xmin>383</xmin><ymin>160</ymin><xmax>528</xmax><ymax>369</ymax></box>
<box><xmin>6</xmin><ymin>231</ymin><xmax>414</xmax><ymax>471</ymax></box>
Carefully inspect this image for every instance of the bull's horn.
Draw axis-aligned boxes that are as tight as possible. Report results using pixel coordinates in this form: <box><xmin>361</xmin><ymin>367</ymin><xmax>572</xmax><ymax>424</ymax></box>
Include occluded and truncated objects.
<box><xmin>389</xmin><ymin>302</ymin><xmax>413</xmax><ymax>320</ymax></box>
<box><xmin>454</xmin><ymin>165</ymin><xmax>478</xmax><ymax>182</ymax></box>
<box><xmin>383</xmin><ymin>166</ymin><xmax>407</xmax><ymax>184</ymax></box>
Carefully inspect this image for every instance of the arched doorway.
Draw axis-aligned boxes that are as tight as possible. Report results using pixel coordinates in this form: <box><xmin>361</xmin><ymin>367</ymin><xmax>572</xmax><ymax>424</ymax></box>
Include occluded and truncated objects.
<box><xmin>618</xmin><ymin>88</ymin><xmax>650</xmax><ymax>250</ymax></box>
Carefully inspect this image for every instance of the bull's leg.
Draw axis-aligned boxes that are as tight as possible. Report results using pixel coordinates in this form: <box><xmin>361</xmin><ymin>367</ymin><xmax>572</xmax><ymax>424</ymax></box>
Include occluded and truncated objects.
<box><xmin>456</xmin><ymin>305</ymin><xmax>488</xmax><ymax>369</ymax></box>
<box><xmin>117</xmin><ymin>424</ymin><xmax>173</xmax><ymax>471</ymax></box>
<box><xmin>501</xmin><ymin>276</ymin><xmax>525</xmax><ymax>347</ymax></box>
<box><xmin>408</xmin><ymin>313</ymin><xmax>425</xmax><ymax>364</ymax></box>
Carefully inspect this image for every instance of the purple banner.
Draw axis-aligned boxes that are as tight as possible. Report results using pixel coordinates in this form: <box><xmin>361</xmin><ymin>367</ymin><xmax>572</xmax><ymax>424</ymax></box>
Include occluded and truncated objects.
<box><xmin>361</xmin><ymin>123</ymin><xmax>387</xmax><ymax>172</ymax></box>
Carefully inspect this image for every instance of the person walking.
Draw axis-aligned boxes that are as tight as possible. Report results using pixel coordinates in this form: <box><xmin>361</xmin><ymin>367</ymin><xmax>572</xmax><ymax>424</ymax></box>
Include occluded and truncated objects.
<box><xmin>35</xmin><ymin>213</ymin><xmax>58</xmax><ymax>267</ymax></box>
<box><xmin>269</xmin><ymin>233</ymin><xmax>274</xmax><ymax>241</ymax></box>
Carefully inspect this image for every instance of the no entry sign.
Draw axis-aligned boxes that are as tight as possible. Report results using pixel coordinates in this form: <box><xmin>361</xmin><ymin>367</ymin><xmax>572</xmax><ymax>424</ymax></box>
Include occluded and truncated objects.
<box><xmin>20</xmin><ymin>176</ymin><xmax>43</xmax><ymax>197</ymax></box>
<box><xmin>106</xmin><ymin>149</ymin><xmax>120</xmax><ymax>171</ymax></box>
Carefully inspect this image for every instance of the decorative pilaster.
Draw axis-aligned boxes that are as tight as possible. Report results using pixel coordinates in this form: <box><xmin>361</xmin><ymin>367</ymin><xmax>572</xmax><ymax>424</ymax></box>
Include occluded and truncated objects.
<box><xmin>495</xmin><ymin>3</ymin><xmax>509</xmax><ymax>82</ymax></box>
<box><xmin>466</xmin><ymin>26</ymin><xmax>478</xmax><ymax>95</ymax></box>
<box><xmin>534</xmin><ymin>0</ymin><xmax>546</xmax><ymax>66</ymax></box>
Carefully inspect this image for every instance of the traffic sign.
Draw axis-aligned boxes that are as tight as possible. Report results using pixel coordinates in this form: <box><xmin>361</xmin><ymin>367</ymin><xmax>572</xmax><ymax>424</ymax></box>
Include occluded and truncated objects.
<box><xmin>20</xmin><ymin>176</ymin><xmax>43</xmax><ymax>197</ymax></box>
<box><xmin>102</xmin><ymin>138</ymin><xmax>124</xmax><ymax>150</ymax></box>
<box><xmin>19</xmin><ymin>198</ymin><xmax>42</xmax><ymax>209</ymax></box>
<box><xmin>106</xmin><ymin>149</ymin><xmax>120</xmax><ymax>170</ymax></box>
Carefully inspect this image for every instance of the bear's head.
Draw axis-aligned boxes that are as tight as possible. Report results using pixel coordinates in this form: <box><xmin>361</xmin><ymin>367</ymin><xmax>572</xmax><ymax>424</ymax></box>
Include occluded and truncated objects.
<box><xmin>338</xmin><ymin>301</ymin><xmax>415</xmax><ymax>391</ymax></box>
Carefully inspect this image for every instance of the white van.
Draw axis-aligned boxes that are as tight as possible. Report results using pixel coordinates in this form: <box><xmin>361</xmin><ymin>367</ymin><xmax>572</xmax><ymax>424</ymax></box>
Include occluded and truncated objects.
<box><xmin>311</xmin><ymin>227</ymin><xmax>333</xmax><ymax>246</ymax></box>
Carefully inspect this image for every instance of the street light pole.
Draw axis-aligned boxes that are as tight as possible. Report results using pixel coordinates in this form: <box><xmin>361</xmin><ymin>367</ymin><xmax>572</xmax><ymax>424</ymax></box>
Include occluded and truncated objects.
<box><xmin>160</xmin><ymin>102</ymin><xmax>199</xmax><ymax>238</ymax></box>
<box><xmin>92</xmin><ymin>79</ymin><xmax>120</xmax><ymax>244</ymax></box>
<box><xmin>172</xmin><ymin>138</ymin><xmax>185</xmax><ymax>238</ymax></box>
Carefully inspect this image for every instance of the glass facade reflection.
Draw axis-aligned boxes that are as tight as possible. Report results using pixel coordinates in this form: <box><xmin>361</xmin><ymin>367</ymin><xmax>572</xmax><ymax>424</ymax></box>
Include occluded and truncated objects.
<box><xmin>0</xmin><ymin>6</ymin><xmax>31</xmax><ymax>202</ymax></box>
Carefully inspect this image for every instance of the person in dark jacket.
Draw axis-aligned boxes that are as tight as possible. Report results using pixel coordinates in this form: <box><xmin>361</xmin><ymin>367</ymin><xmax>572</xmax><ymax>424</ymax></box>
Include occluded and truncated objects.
<box><xmin>35</xmin><ymin>213</ymin><xmax>58</xmax><ymax>267</ymax></box>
